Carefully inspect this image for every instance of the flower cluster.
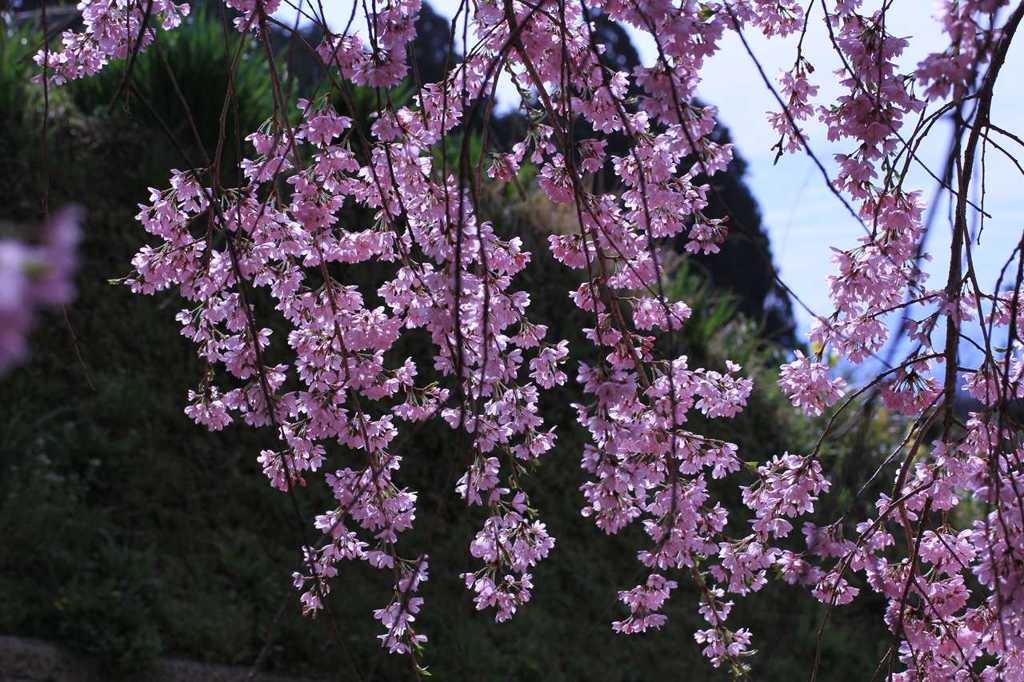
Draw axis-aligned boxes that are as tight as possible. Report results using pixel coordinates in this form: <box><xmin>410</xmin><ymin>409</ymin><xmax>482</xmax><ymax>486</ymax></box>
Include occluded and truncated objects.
<box><xmin>125</xmin><ymin>74</ymin><xmax>567</xmax><ymax>643</ymax></box>
<box><xmin>765</xmin><ymin>1</ymin><xmax>1024</xmax><ymax>678</ymax></box>
<box><xmin>1</xmin><ymin>207</ymin><xmax>81</xmax><ymax>374</ymax></box>
<box><xmin>777</xmin><ymin>351</ymin><xmax>846</xmax><ymax>416</ymax></box>
<box><xmin>38</xmin><ymin>0</ymin><xmax>1024</xmax><ymax>677</ymax></box>
<box><xmin>34</xmin><ymin>0</ymin><xmax>190</xmax><ymax>84</ymax></box>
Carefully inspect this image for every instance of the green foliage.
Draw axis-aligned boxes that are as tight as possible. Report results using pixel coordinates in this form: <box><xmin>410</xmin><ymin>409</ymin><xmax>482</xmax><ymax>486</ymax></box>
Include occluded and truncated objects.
<box><xmin>0</xmin><ymin>25</ymin><xmax>38</xmax><ymax>127</ymax></box>
<box><xmin>0</xmin><ymin>432</ymin><xmax>165</xmax><ymax>673</ymax></box>
<box><xmin>68</xmin><ymin>6</ymin><xmax>274</xmax><ymax>167</ymax></box>
<box><xmin>0</xmin><ymin>24</ymin><xmax>66</xmax><ymax>218</ymax></box>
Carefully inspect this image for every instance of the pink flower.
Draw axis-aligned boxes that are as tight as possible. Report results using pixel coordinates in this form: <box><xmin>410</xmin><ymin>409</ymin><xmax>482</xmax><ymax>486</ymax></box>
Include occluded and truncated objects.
<box><xmin>0</xmin><ymin>207</ymin><xmax>82</xmax><ymax>374</ymax></box>
<box><xmin>778</xmin><ymin>351</ymin><xmax>846</xmax><ymax>416</ymax></box>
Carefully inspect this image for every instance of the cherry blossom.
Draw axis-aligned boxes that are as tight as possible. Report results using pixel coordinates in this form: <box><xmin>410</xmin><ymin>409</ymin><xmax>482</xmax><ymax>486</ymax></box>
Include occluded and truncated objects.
<box><xmin>1</xmin><ymin>207</ymin><xmax>82</xmax><ymax>374</ymax></box>
<box><xmin>34</xmin><ymin>0</ymin><xmax>1024</xmax><ymax>677</ymax></box>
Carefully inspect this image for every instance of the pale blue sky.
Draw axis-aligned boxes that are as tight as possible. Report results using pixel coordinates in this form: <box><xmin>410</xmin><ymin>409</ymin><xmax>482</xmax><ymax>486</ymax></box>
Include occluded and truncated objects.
<box><xmin>283</xmin><ymin>1</ymin><xmax>1024</xmax><ymax>341</ymax></box>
